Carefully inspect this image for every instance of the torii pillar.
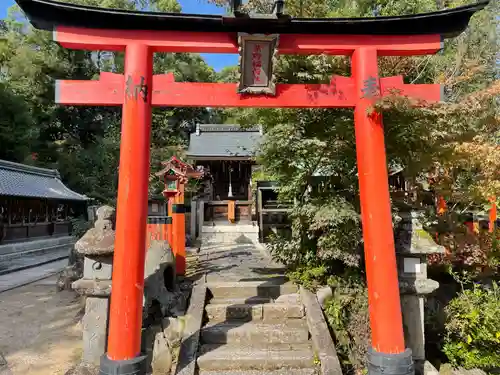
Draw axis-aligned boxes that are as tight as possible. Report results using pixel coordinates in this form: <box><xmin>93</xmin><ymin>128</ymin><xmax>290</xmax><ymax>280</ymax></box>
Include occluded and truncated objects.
<box><xmin>105</xmin><ymin>44</ymin><xmax>152</xmax><ymax>370</ymax></box>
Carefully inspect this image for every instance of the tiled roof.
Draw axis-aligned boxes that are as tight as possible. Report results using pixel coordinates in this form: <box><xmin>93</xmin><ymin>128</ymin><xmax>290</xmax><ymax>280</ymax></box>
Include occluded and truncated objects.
<box><xmin>186</xmin><ymin>124</ymin><xmax>262</xmax><ymax>158</ymax></box>
<box><xmin>0</xmin><ymin>159</ymin><xmax>88</xmax><ymax>201</ymax></box>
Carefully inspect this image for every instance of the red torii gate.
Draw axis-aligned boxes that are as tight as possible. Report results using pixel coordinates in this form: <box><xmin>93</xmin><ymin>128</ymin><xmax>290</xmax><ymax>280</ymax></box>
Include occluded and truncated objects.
<box><xmin>16</xmin><ymin>0</ymin><xmax>487</xmax><ymax>374</ymax></box>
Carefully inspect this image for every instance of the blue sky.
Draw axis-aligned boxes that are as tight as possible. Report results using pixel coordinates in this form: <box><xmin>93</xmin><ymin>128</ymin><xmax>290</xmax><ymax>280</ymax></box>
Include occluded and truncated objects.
<box><xmin>0</xmin><ymin>0</ymin><xmax>236</xmax><ymax>71</ymax></box>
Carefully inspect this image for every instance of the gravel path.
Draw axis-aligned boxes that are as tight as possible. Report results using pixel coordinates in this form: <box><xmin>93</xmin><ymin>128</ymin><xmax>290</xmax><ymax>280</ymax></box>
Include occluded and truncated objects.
<box><xmin>0</xmin><ymin>275</ymin><xmax>83</xmax><ymax>375</ymax></box>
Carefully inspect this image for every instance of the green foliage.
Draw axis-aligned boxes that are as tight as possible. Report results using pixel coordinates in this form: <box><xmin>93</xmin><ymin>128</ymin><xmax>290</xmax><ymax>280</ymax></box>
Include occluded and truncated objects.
<box><xmin>1</xmin><ymin>0</ymin><xmax>220</xmax><ymax>204</ymax></box>
<box><xmin>443</xmin><ymin>282</ymin><xmax>500</xmax><ymax>371</ymax></box>
<box><xmin>0</xmin><ymin>81</ymin><xmax>34</xmax><ymax>162</ymax></box>
<box><xmin>287</xmin><ymin>264</ymin><xmax>329</xmax><ymax>291</ymax></box>
<box><xmin>323</xmin><ymin>276</ymin><xmax>370</xmax><ymax>373</ymax></box>
<box><xmin>217</xmin><ymin>65</ymin><xmax>239</xmax><ymax>83</ymax></box>
<box><xmin>70</xmin><ymin>216</ymin><xmax>92</xmax><ymax>239</ymax></box>
<box><xmin>267</xmin><ymin>196</ymin><xmax>362</xmax><ymax>270</ymax></box>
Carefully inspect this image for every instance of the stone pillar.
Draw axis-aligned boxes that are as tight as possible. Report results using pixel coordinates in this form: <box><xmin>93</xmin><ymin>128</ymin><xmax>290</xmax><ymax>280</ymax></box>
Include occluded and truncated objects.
<box><xmin>72</xmin><ymin>206</ymin><xmax>116</xmax><ymax>366</ymax></box>
<box><xmin>197</xmin><ymin>200</ymin><xmax>205</xmax><ymax>238</ymax></box>
<box><xmin>395</xmin><ymin>208</ymin><xmax>444</xmax><ymax>375</ymax></box>
<box><xmin>190</xmin><ymin>199</ymin><xmax>197</xmax><ymax>240</ymax></box>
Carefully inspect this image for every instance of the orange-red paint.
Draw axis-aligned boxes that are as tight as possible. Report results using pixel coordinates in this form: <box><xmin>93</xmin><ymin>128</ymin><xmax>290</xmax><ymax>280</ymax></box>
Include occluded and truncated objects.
<box><xmin>56</xmin><ymin>73</ymin><xmax>441</xmax><ymax>108</ymax></box>
<box><xmin>56</xmin><ymin>73</ymin><xmax>356</xmax><ymax>107</ymax></box>
<box><xmin>161</xmin><ymin>222</ymin><xmax>168</xmax><ymax>243</ymax></box>
<box><xmin>228</xmin><ymin>200</ymin><xmax>236</xmax><ymax>223</ymax></box>
<box><xmin>437</xmin><ymin>196</ymin><xmax>447</xmax><ymax>215</ymax></box>
<box><xmin>54</xmin><ymin>27</ymin><xmax>442</xmax><ymax>56</ymax></box>
<box><xmin>167</xmin><ymin>198</ymin><xmax>173</xmax><ymax>249</ymax></box>
<box><xmin>489</xmin><ymin>197</ymin><xmax>497</xmax><ymax>233</ymax></box>
<box><xmin>156</xmin><ymin>156</ymin><xmax>201</xmax><ymax>275</ymax></box>
<box><xmin>146</xmin><ymin>223</ymin><xmax>168</xmax><ymax>250</ymax></box>
<box><xmin>173</xmin><ymin>184</ymin><xmax>186</xmax><ymax>275</ymax></box>
<box><xmin>352</xmin><ymin>48</ymin><xmax>405</xmax><ymax>354</ymax></box>
<box><xmin>106</xmin><ymin>43</ymin><xmax>153</xmax><ymax>361</ymax></box>
<box><xmin>379</xmin><ymin>76</ymin><xmax>441</xmax><ymax>103</ymax></box>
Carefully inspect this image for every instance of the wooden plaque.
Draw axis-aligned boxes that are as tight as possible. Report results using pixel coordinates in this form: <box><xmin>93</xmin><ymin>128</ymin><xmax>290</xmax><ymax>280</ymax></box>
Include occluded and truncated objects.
<box><xmin>238</xmin><ymin>33</ymin><xmax>279</xmax><ymax>96</ymax></box>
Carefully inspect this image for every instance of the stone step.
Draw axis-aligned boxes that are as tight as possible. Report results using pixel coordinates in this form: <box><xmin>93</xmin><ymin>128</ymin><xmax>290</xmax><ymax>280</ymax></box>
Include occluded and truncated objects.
<box><xmin>0</xmin><ymin>246</ymin><xmax>69</xmax><ymax>276</ymax></box>
<box><xmin>0</xmin><ymin>259</ymin><xmax>67</xmax><ymax>293</ymax></box>
<box><xmin>201</xmin><ymin>232</ymin><xmax>258</xmax><ymax>245</ymax></box>
<box><xmin>202</xmin><ymin>224</ymin><xmax>259</xmax><ymax>234</ymax></box>
<box><xmin>201</xmin><ymin>223</ymin><xmax>259</xmax><ymax>244</ymax></box>
<box><xmin>206</xmin><ymin>302</ymin><xmax>305</xmax><ymax>322</ymax></box>
<box><xmin>197</xmin><ymin>344</ymin><xmax>315</xmax><ymax>371</ymax></box>
<box><xmin>201</xmin><ymin>320</ymin><xmax>309</xmax><ymax>345</ymax></box>
<box><xmin>199</xmin><ymin>369</ymin><xmax>319</xmax><ymax>375</ymax></box>
<box><xmin>208</xmin><ymin>281</ymin><xmax>298</xmax><ymax>299</ymax></box>
<box><xmin>0</xmin><ymin>236</ymin><xmax>74</xmax><ymax>256</ymax></box>
<box><xmin>209</xmin><ymin>297</ymin><xmax>273</xmax><ymax>305</ymax></box>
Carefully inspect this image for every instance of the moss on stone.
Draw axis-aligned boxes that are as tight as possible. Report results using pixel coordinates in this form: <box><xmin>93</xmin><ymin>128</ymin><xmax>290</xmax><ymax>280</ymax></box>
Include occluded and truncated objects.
<box><xmin>415</xmin><ymin>228</ymin><xmax>434</xmax><ymax>241</ymax></box>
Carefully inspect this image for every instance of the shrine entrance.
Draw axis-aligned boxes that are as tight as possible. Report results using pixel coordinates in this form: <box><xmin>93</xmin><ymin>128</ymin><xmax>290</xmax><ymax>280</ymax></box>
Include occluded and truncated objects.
<box><xmin>16</xmin><ymin>0</ymin><xmax>487</xmax><ymax>373</ymax></box>
<box><xmin>186</xmin><ymin>124</ymin><xmax>262</xmax><ymax>223</ymax></box>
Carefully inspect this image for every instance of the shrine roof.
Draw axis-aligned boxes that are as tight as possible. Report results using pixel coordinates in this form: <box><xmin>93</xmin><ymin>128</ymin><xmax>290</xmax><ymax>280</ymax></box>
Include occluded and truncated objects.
<box><xmin>16</xmin><ymin>0</ymin><xmax>488</xmax><ymax>38</ymax></box>
<box><xmin>0</xmin><ymin>159</ymin><xmax>88</xmax><ymax>201</ymax></box>
<box><xmin>186</xmin><ymin>124</ymin><xmax>262</xmax><ymax>160</ymax></box>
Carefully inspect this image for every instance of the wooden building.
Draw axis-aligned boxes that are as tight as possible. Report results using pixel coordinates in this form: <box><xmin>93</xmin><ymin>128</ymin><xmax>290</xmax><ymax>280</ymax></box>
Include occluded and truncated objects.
<box><xmin>0</xmin><ymin>159</ymin><xmax>88</xmax><ymax>245</ymax></box>
<box><xmin>187</xmin><ymin>124</ymin><xmax>262</xmax><ymax>223</ymax></box>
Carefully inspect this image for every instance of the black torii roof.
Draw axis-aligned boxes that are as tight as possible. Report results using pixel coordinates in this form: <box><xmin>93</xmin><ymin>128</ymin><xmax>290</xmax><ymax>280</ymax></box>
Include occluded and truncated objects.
<box><xmin>16</xmin><ymin>0</ymin><xmax>488</xmax><ymax>38</ymax></box>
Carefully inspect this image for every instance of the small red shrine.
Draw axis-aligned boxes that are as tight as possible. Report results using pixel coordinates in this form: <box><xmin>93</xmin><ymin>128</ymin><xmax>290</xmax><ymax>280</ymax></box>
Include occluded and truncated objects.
<box><xmin>155</xmin><ymin>156</ymin><xmax>203</xmax><ymax>275</ymax></box>
<box><xmin>15</xmin><ymin>0</ymin><xmax>488</xmax><ymax>373</ymax></box>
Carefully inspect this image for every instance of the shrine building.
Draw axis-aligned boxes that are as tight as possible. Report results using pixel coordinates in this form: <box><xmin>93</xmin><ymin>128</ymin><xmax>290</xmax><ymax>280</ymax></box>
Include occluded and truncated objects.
<box><xmin>0</xmin><ymin>159</ymin><xmax>88</xmax><ymax>274</ymax></box>
<box><xmin>186</xmin><ymin>123</ymin><xmax>263</xmax><ymax>223</ymax></box>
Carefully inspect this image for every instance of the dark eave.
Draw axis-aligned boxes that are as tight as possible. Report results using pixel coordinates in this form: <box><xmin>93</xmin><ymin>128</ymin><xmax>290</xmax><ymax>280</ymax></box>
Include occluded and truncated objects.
<box><xmin>16</xmin><ymin>0</ymin><xmax>489</xmax><ymax>38</ymax></box>
<box><xmin>0</xmin><ymin>159</ymin><xmax>88</xmax><ymax>201</ymax></box>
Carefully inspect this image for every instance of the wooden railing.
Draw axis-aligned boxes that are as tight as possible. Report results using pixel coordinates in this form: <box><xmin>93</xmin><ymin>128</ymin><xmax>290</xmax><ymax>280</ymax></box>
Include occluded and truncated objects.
<box><xmin>0</xmin><ymin>221</ymin><xmax>72</xmax><ymax>244</ymax></box>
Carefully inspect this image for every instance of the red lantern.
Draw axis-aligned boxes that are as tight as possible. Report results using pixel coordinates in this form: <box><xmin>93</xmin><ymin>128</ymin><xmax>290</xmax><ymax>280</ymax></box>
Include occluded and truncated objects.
<box><xmin>162</xmin><ymin>169</ymin><xmax>180</xmax><ymax>198</ymax></box>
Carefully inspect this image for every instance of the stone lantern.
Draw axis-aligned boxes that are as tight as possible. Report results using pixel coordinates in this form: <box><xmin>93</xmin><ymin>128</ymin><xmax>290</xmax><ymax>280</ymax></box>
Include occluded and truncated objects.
<box><xmin>394</xmin><ymin>207</ymin><xmax>444</xmax><ymax>375</ymax></box>
<box><xmin>72</xmin><ymin>205</ymin><xmax>115</xmax><ymax>366</ymax></box>
<box><xmin>70</xmin><ymin>204</ymin><xmax>185</xmax><ymax>373</ymax></box>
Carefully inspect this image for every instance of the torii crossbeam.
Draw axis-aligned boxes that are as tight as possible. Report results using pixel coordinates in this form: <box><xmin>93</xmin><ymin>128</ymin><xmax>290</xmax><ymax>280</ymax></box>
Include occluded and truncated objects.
<box><xmin>15</xmin><ymin>0</ymin><xmax>488</xmax><ymax>374</ymax></box>
<box><xmin>56</xmin><ymin>71</ymin><xmax>441</xmax><ymax>107</ymax></box>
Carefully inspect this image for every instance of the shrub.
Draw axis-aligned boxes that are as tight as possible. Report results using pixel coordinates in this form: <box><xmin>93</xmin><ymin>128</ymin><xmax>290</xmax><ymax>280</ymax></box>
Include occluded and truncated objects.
<box><xmin>323</xmin><ymin>276</ymin><xmax>370</xmax><ymax>375</ymax></box>
<box><xmin>428</xmin><ymin>224</ymin><xmax>500</xmax><ymax>278</ymax></box>
<box><xmin>71</xmin><ymin>216</ymin><xmax>92</xmax><ymax>239</ymax></box>
<box><xmin>443</xmin><ymin>281</ymin><xmax>500</xmax><ymax>371</ymax></box>
<box><xmin>287</xmin><ymin>264</ymin><xmax>329</xmax><ymax>291</ymax></box>
<box><xmin>267</xmin><ymin>196</ymin><xmax>362</xmax><ymax>270</ymax></box>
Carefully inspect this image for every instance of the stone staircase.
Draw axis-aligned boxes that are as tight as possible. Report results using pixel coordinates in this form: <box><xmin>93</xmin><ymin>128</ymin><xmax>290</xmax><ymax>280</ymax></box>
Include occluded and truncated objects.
<box><xmin>196</xmin><ymin>280</ymin><xmax>320</xmax><ymax>375</ymax></box>
<box><xmin>201</xmin><ymin>222</ymin><xmax>259</xmax><ymax>245</ymax></box>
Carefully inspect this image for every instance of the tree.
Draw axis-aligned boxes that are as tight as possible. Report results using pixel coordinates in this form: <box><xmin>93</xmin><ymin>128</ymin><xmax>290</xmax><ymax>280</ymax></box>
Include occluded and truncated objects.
<box><xmin>216</xmin><ymin>0</ymin><xmax>498</xmax><ymax>267</ymax></box>
<box><xmin>0</xmin><ymin>0</ymin><xmax>219</xmax><ymax>203</ymax></box>
<box><xmin>0</xmin><ymin>82</ymin><xmax>34</xmax><ymax>162</ymax></box>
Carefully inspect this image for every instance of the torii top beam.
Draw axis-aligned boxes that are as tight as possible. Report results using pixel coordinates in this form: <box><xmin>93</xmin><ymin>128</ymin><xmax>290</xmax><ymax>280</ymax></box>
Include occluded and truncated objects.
<box><xmin>17</xmin><ymin>0</ymin><xmax>488</xmax><ymax>38</ymax></box>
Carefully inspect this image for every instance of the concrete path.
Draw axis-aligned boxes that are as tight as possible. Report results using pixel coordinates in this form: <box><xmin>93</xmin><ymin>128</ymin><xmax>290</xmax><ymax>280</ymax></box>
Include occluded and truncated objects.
<box><xmin>0</xmin><ymin>259</ymin><xmax>67</xmax><ymax>293</ymax></box>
